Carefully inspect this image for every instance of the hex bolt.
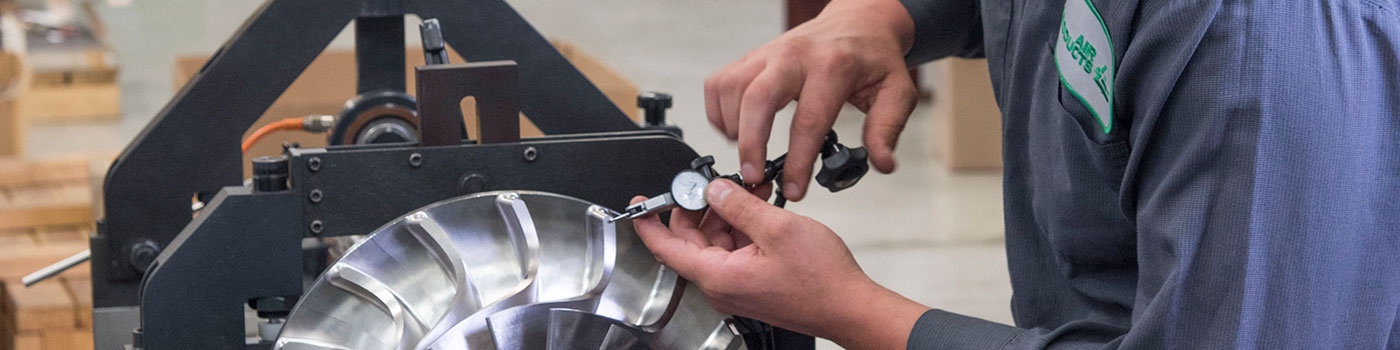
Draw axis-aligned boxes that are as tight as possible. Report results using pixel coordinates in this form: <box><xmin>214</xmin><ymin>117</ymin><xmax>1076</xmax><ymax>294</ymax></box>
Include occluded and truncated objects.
<box><xmin>523</xmin><ymin>147</ymin><xmax>538</xmax><ymax>162</ymax></box>
<box><xmin>308</xmin><ymin>157</ymin><xmax>322</xmax><ymax>172</ymax></box>
<box><xmin>309</xmin><ymin>220</ymin><xmax>325</xmax><ymax>235</ymax></box>
<box><xmin>308</xmin><ymin>189</ymin><xmax>323</xmax><ymax>204</ymax></box>
<box><xmin>409</xmin><ymin>153</ymin><xmax>424</xmax><ymax>167</ymax></box>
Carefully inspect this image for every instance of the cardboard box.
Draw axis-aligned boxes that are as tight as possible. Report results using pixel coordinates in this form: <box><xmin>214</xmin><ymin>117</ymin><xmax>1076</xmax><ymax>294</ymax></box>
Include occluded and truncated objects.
<box><xmin>0</xmin><ymin>52</ymin><xmax>22</xmax><ymax>157</ymax></box>
<box><xmin>18</xmin><ymin>50</ymin><xmax>121</xmax><ymax>125</ymax></box>
<box><xmin>930</xmin><ymin>58</ymin><xmax>1002</xmax><ymax>170</ymax></box>
<box><xmin>0</xmin><ymin>277</ymin><xmax>93</xmax><ymax>350</ymax></box>
<box><xmin>174</xmin><ymin>42</ymin><xmax>641</xmax><ymax>178</ymax></box>
<box><xmin>0</xmin><ymin>157</ymin><xmax>94</xmax><ymax>231</ymax></box>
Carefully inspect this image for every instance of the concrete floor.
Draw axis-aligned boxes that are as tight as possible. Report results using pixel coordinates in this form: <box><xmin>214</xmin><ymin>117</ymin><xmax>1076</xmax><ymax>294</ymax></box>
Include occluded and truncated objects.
<box><xmin>28</xmin><ymin>1</ymin><xmax>1014</xmax><ymax>348</ymax></box>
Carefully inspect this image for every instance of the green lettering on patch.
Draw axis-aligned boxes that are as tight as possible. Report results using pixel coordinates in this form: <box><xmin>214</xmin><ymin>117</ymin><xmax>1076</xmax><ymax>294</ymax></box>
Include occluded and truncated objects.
<box><xmin>1055</xmin><ymin>0</ymin><xmax>1114</xmax><ymax>133</ymax></box>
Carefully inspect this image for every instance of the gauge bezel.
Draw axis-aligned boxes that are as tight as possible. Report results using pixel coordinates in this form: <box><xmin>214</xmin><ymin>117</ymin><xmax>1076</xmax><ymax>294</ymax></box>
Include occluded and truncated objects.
<box><xmin>670</xmin><ymin>170</ymin><xmax>711</xmax><ymax>211</ymax></box>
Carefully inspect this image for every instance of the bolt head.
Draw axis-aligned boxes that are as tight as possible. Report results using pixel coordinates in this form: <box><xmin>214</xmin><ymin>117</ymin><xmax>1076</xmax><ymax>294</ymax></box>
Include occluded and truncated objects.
<box><xmin>458</xmin><ymin>173</ymin><xmax>487</xmax><ymax>194</ymax></box>
<box><xmin>637</xmin><ymin>91</ymin><xmax>673</xmax><ymax>108</ymax></box>
<box><xmin>128</xmin><ymin>241</ymin><xmax>161</xmax><ymax>273</ymax></box>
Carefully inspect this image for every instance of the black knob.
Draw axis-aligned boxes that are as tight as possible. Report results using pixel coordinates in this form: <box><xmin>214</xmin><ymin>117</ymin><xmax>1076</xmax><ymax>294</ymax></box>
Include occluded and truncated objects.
<box><xmin>815</xmin><ymin>145</ymin><xmax>869</xmax><ymax>193</ymax></box>
<box><xmin>252</xmin><ymin>155</ymin><xmax>289</xmax><ymax>192</ymax></box>
<box><xmin>638</xmin><ymin>92</ymin><xmax>673</xmax><ymax>126</ymax></box>
<box><xmin>128</xmin><ymin>240</ymin><xmax>161</xmax><ymax>273</ymax></box>
<box><xmin>689</xmin><ymin>155</ymin><xmax>715</xmax><ymax>170</ymax></box>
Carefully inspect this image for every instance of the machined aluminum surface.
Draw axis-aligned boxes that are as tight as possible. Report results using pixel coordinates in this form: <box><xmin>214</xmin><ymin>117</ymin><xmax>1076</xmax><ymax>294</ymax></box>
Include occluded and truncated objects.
<box><xmin>276</xmin><ymin>191</ymin><xmax>739</xmax><ymax>350</ymax></box>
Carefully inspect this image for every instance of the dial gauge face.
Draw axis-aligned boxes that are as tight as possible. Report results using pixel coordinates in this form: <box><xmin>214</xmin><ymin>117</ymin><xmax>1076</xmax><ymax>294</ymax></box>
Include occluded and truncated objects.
<box><xmin>670</xmin><ymin>170</ymin><xmax>711</xmax><ymax>211</ymax></box>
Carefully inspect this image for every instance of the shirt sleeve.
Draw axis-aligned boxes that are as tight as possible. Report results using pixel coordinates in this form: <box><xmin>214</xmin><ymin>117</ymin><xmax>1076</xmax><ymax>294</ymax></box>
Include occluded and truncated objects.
<box><xmin>898</xmin><ymin>0</ymin><xmax>984</xmax><ymax>65</ymax></box>
<box><xmin>908</xmin><ymin>1</ymin><xmax>1400</xmax><ymax>349</ymax></box>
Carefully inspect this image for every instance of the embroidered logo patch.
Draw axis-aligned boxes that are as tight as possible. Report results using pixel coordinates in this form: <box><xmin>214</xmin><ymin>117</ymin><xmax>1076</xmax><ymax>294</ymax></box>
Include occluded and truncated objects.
<box><xmin>1055</xmin><ymin>0</ymin><xmax>1114</xmax><ymax>133</ymax></box>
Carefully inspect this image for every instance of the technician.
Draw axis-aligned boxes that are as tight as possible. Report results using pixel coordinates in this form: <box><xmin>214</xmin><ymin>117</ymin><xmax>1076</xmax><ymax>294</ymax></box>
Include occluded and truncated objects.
<box><xmin>632</xmin><ymin>0</ymin><xmax>1400</xmax><ymax>348</ymax></box>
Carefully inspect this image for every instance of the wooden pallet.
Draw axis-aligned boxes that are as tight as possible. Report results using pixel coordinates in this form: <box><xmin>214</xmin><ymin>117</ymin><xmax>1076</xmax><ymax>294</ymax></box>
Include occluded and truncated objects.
<box><xmin>0</xmin><ymin>157</ymin><xmax>96</xmax><ymax>350</ymax></box>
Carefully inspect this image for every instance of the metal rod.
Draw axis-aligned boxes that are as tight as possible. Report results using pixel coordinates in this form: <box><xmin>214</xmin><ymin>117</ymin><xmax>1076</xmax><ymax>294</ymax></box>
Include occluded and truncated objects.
<box><xmin>22</xmin><ymin>249</ymin><xmax>91</xmax><ymax>287</ymax></box>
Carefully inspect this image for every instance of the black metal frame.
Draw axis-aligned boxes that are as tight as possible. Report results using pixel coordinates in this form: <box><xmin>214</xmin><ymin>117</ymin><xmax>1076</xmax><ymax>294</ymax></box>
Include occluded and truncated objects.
<box><xmin>138</xmin><ymin>131</ymin><xmax>704</xmax><ymax>349</ymax></box>
<box><xmin>95</xmin><ymin>0</ymin><xmax>814</xmax><ymax>348</ymax></box>
<box><xmin>97</xmin><ymin>0</ymin><xmax>635</xmax><ymax>309</ymax></box>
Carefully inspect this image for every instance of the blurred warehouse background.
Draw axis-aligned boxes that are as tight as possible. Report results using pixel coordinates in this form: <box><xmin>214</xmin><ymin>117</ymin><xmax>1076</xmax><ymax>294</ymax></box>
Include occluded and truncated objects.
<box><xmin>1</xmin><ymin>1</ymin><xmax>1010</xmax><ymax>349</ymax></box>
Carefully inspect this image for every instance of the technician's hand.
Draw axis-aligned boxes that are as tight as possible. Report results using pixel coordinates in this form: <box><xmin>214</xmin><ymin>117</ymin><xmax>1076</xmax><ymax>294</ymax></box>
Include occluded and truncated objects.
<box><xmin>631</xmin><ymin>180</ymin><xmax>928</xmax><ymax>350</ymax></box>
<box><xmin>707</xmin><ymin>0</ymin><xmax>917</xmax><ymax>201</ymax></box>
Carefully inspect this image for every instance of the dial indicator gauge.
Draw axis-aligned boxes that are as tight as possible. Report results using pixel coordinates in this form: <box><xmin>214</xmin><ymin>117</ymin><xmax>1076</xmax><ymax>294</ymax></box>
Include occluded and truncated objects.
<box><xmin>670</xmin><ymin>170</ymin><xmax>711</xmax><ymax>211</ymax></box>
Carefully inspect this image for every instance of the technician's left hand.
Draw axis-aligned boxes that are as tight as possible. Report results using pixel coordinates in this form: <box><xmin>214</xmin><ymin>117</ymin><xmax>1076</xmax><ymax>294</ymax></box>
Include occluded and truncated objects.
<box><xmin>631</xmin><ymin>179</ymin><xmax>928</xmax><ymax>350</ymax></box>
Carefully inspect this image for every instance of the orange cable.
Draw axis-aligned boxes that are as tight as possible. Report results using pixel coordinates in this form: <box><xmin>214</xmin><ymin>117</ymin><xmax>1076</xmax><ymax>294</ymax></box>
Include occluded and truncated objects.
<box><xmin>241</xmin><ymin>118</ymin><xmax>305</xmax><ymax>153</ymax></box>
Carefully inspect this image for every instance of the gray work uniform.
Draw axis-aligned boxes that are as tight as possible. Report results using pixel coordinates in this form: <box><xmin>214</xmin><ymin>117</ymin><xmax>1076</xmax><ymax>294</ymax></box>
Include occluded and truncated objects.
<box><xmin>900</xmin><ymin>0</ymin><xmax>1400</xmax><ymax>348</ymax></box>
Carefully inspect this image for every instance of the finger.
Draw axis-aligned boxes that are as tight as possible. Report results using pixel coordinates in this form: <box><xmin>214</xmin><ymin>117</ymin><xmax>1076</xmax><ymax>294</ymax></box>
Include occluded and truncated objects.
<box><xmin>632</xmin><ymin>207</ymin><xmax>723</xmax><ymax>281</ymax></box>
<box><xmin>698</xmin><ymin>183</ymin><xmax>771</xmax><ymax>250</ymax></box>
<box><xmin>668</xmin><ymin>206</ymin><xmax>710</xmax><ymax>247</ymax></box>
<box><xmin>737</xmin><ymin>64</ymin><xmax>802</xmax><ymax>184</ymax></box>
<box><xmin>718</xmin><ymin>60</ymin><xmax>767</xmax><ymax>140</ymax></box>
<box><xmin>668</xmin><ymin>202</ymin><xmax>706</xmax><ymax>230</ymax></box>
<box><xmin>785</xmin><ymin>72</ymin><xmax>854</xmax><ymax>201</ymax></box>
<box><xmin>704</xmin><ymin>179</ymin><xmax>796</xmax><ymax>248</ymax></box>
<box><xmin>629</xmin><ymin>196</ymin><xmax>708</xmax><ymax>248</ymax></box>
<box><xmin>698</xmin><ymin>209</ymin><xmax>735</xmax><ymax>250</ymax></box>
<box><xmin>700</xmin><ymin>182</ymin><xmax>771</xmax><ymax>240</ymax></box>
<box><xmin>751</xmin><ymin>182</ymin><xmax>775</xmax><ymax>202</ymax></box>
<box><xmin>704</xmin><ymin>73</ymin><xmax>724</xmax><ymax>134</ymax></box>
<box><xmin>733</xmin><ymin>231</ymin><xmax>754</xmax><ymax>248</ymax></box>
<box><xmin>862</xmin><ymin>72</ymin><xmax>917</xmax><ymax>173</ymax></box>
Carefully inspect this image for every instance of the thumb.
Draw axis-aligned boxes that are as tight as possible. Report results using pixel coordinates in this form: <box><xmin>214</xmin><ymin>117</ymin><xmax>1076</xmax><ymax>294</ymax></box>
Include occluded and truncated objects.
<box><xmin>862</xmin><ymin>73</ymin><xmax>917</xmax><ymax>174</ymax></box>
<box><xmin>705</xmin><ymin>179</ymin><xmax>790</xmax><ymax>247</ymax></box>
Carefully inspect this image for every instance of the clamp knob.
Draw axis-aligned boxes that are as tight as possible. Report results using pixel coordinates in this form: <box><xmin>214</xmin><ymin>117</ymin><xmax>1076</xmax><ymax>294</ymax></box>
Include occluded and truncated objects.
<box><xmin>252</xmin><ymin>155</ymin><xmax>290</xmax><ymax>192</ymax></box>
<box><xmin>814</xmin><ymin>132</ymin><xmax>869</xmax><ymax>192</ymax></box>
<box><xmin>815</xmin><ymin>145</ymin><xmax>868</xmax><ymax>192</ymax></box>
<box><xmin>638</xmin><ymin>92</ymin><xmax>673</xmax><ymax>126</ymax></box>
<box><xmin>689</xmin><ymin>155</ymin><xmax>718</xmax><ymax>179</ymax></box>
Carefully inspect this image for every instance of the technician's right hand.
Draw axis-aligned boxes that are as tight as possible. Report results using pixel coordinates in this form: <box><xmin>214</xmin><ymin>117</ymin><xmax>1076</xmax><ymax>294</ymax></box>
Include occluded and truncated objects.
<box><xmin>631</xmin><ymin>180</ymin><xmax>929</xmax><ymax>350</ymax></box>
<box><xmin>707</xmin><ymin>0</ymin><xmax>917</xmax><ymax>201</ymax></box>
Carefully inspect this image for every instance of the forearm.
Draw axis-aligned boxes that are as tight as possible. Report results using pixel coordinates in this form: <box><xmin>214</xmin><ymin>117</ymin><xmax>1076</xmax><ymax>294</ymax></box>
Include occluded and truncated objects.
<box><xmin>898</xmin><ymin>0</ymin><xmax>984</xmax><ymax>64</ymax></box>
<box><xmin>809</xmin><ymin>278</ymin><xmax>930</xmax><ymax>350</ymax></box>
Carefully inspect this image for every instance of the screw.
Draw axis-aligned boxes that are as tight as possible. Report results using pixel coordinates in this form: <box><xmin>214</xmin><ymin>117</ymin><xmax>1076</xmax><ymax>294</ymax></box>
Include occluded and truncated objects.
<box><xmin>409</xmin><ymin>153</ymin><xmax>423</xmax><ymax>167</ymax></box>
<box><xmin>309</xmin><ymin>220</ymin><xmax>324</xmax><ymax>235</ymax></box>
<box><xmin>523</xmin><ymin>147</ymin><xmax>538</xmax><ymax>162</ymax></box>
<box><xmin>308</xmin><ymin>189</ymin><xmax>323</xmax><ymax>203</ymax></box>
<box><xmin>308</xmin><ymin>157</ymin><xmax>322</xmax><ymax>172</ymax></box>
